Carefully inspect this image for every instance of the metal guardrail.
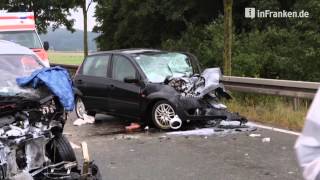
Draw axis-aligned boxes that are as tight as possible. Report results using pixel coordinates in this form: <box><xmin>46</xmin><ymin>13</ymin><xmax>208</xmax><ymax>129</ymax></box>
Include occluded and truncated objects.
<box><xmin>222</xmin><ymin>76</ymin><xmax>320</xmax><ymax>99</ymax></box>
<box><xmin>52</xmin><ymin>63</ymin><xmax>320</xmax><ymax>99</ymax></box>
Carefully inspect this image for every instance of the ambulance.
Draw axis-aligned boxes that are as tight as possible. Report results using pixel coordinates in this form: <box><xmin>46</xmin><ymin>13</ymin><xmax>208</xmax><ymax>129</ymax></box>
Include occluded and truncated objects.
<box><xmin>0</xmin><ymin>12</ymin><xmax>50</xmax><ymax>66</ymax></box>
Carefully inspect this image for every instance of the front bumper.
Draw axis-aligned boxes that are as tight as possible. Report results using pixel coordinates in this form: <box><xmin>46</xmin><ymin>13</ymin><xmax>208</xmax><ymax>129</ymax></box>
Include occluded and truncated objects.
<box><xmin>177</xmin><ymin>107</ymin><xmax>248</xmax><ymax>124</ymax></box>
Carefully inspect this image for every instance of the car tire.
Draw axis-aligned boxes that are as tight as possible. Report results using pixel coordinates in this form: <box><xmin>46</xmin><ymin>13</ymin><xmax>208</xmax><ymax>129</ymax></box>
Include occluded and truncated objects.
<box><xmin>46</xmin><ymin>134</ymin><xmax>77</xmax><ymax>163</ymax></box>
<box><xmin>75</xmin><ymin>96</ymin><xmax>86</xmax><ymax>119</ymax></box>
<box><xmin>152</xmin><ymin>100</ymin><xmax>177</xmax><ymax>130</ymax></box>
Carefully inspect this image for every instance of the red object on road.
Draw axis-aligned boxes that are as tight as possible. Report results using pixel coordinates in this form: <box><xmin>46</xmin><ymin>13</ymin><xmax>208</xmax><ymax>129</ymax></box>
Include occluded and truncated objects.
<box><xmin>125</xmin><ymin>123</ymin><xmax>141</xmax><ymax>132</ymax></box>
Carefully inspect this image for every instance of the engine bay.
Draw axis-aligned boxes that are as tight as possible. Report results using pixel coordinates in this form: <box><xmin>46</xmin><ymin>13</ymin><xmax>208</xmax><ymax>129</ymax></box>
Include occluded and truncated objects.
<box><xmin>0</xmin><ymin>96</ymin><xmax>100</xmax><ymax>180</ymax></box>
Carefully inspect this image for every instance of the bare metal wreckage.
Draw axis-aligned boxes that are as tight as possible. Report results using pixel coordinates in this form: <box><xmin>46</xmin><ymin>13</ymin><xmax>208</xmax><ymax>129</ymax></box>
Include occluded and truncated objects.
<box><xmin>0</xmin><ymin>41</ymin><xmax>100</xmax><ymax>180</ymax></box>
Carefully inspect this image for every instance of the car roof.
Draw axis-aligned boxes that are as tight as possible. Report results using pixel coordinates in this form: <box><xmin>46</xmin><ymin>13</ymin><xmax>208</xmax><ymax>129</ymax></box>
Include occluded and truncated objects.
<box><xmin>89</xmin><ymin>48</ymin><xmax>163</xmax><ymax>56</ymax></box>
<box><xmin>0</xmin><ymin>40</ymin><xmax>35</xmax><ymax>55</ymax></box>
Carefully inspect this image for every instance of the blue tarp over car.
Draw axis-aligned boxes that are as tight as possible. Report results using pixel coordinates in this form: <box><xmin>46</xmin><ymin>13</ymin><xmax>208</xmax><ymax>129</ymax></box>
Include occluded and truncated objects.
<box><xmin>16</xmin><ymin>66</ymin><xmax>75</xmax><ymax>111</ymax></box>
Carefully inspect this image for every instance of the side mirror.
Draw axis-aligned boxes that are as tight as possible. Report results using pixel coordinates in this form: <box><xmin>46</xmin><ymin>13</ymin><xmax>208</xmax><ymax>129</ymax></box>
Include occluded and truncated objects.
<box><xmin>124</xmin><ymin>76</ymin><xmax>139</xmax><ymax>83</ymax></box>
<box><xmin>43</xmin><ymin>41</ymin><xmax>49</xmax><ymax>51</ymax></box>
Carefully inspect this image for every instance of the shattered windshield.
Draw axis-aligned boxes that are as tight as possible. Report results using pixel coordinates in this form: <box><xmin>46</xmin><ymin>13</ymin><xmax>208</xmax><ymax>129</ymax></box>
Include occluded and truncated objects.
<box><xmin>0</xmin><ymin>54</ymin><xmax>43</xmax><ymax>96</ymax></box>
<box><xmin>135</xmin><ymin>52</ymin><xmax>193</xmax><ymax>83</ymax></box>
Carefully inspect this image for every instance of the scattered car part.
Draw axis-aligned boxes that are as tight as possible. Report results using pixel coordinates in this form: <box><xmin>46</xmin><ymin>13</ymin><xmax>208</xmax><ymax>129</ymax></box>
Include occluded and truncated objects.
<box><xmin>73</xmin><ymin>114</ymin><xmax>95</xmax><ymax>126</ymax></box>
<box><xmin>125</xmin><ymin>123</ymin><xmax>141</xmax><ymax>132</ymax></box>
<box><xmin>169</xmin><ymin>115</ymin><xmax>182</xmax><ymax>130</ymax></box>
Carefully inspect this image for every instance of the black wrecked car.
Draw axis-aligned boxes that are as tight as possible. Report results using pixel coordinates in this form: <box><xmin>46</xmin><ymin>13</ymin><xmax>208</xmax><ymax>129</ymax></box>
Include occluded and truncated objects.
<box><xmin>74</xmin><ymin>49</ymin><xmax>247</xmax><ymax>130</ymax></box>
<box><xmin>0</xmin><ymin>40</ymin><xmax>100</xmax><ymax>179</ymax></box>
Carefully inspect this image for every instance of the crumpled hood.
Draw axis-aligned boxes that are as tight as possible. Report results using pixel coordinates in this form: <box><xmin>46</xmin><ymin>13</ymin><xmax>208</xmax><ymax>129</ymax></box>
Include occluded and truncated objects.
<box><xmin>194</xmin><ymin>68</ymin><xmax>224</xmax><ymax>97</ymax></box>
<box><xmin>165</xmin><ymin>67</ymin><xmax>225</xmax><ymax>98</ymax></box>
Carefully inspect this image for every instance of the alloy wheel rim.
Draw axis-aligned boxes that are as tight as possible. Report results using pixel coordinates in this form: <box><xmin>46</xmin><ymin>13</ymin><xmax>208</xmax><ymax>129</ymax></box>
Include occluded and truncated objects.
<box><xmin>76</xmin><ymin>98</ymin><xmax>85</xmax><ymax>118</ymax></box>
<box><xmin>154</xmin><ymin>103</ymin><xmax>176</xmax><ymax>129</ymax></box>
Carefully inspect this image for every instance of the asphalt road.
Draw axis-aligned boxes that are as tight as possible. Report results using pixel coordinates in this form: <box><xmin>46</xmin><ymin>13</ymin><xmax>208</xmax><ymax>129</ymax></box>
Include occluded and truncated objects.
<box><xmin>64</xmin><ymin>113</ymin><xmax>302</xmax><ymax>180</ymax></box>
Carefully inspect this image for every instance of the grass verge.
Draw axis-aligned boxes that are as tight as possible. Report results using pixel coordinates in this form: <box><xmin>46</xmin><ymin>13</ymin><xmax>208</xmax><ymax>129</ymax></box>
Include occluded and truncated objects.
<box><xmin>48</xmin><ymin>51</ymin><xmax>83</xmax><ymax>65</ymax></box>
<box><xmin>225</xmin><ymin>93</ymin><xmax>308</xmax><ymax>132</ymax></box>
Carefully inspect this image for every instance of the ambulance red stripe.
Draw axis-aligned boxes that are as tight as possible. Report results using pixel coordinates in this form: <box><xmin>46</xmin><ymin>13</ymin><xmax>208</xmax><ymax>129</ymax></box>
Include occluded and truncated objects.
<box><xmin>0</xmin><ymin>24</ymin><xmax>35</xmax><ymax>30</ymax></box>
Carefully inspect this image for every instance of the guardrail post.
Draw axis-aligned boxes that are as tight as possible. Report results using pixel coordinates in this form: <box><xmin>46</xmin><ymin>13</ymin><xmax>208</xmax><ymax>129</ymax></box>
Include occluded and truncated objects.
<box><xmin>293</xmin><ymin>97</ymin><xmax>300</xmax><ymax>111</ymax></box>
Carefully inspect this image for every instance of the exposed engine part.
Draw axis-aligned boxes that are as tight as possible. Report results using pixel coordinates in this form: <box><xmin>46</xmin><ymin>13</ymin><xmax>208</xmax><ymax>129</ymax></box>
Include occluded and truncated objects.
<box><xmin>0</xmin><ymin>96</ymin><xmax>102</xmax><ymax>180</ymax></box>
<box><xmin>169</xmin><ymin>115</ymin><xmax>182</xmax><ymax>130</ymax></box>
<box><xmin>166</xmin><ymin>75</ymin><xmax>205</xmax><ymax>97</ymax></box>
<box><xmin>165</xmin><ymin>68</ymin><xmax>225</xmax><ymax>98</ymax></box>
<box><xmin>166</xmin><ymin>68</ymin><xmax>247</xmax><ymax>126</ymax></box>
<box><xmin>0</xmin><ymin>97</ymin><xmax>65</xmax><ymax>179</ymax></box>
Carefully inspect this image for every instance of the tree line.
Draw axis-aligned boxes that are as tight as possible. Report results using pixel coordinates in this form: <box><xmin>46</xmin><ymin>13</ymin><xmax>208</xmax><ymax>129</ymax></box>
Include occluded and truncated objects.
<box><xmin>93</xmin><ymin>0</ymin><xmax>320</xmax><ymax>82</ymax></box>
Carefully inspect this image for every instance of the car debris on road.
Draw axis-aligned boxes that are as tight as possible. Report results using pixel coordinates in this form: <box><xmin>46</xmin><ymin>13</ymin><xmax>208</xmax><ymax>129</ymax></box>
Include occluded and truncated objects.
<box><xmin>73</xmin><ymin>114</ymin><xmax>95</xmax><ymax>126</ymax></box>
<box><xmin>262</xmin><ymin>137</ymin><xmax>271</xmax><ymax>143</ymax></box>
<box><xmin>249</xmin><ymin>133</ymin><xmax>261</xmax><ymax>137</ymax></box>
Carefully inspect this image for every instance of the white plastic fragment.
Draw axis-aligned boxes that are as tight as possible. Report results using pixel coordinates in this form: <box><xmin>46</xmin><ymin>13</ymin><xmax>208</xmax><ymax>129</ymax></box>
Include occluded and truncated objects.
<box><xmin>73</xmin><ymin>114</ymin><xmax>95</xmax><ymax>126</ymax></box>
<box><xmin>262</xmin><ymin>137</ymin><xmax>271</xmax><ymax>143</ymax></box>
<box><xmin>83</xmin><ymin>114</ymin><xmax>95</xmax><ymax>123</ymax></box>
<box><xmin>249</xmin><ymin>133</ymin><xmax>261</xmax><ymax>137</ymax></box>
<box><xmin>169</xmin><ymin>115</ymin><xmax>182</xmax><ymax>129</ymax></box>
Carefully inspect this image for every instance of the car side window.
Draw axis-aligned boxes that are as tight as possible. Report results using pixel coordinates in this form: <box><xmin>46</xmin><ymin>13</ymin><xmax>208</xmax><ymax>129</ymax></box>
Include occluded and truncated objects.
<box><xmin>82</xmin><ymin>55</ymin><xmax>110</xmax><ymax>77</ymax></box>
<box><xmin>112</xmin><ymin>55</ymin><xmax>136</xmax><ymax>82</ymax></box>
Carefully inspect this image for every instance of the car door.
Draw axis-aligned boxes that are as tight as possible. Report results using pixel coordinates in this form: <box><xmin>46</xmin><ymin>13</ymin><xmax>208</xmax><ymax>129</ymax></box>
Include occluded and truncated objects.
<box><xmin>74</xmin><ymin>54</ymin><xmax>111</xmax><ymax>111</ymax></box>
<box><xmin>108</xmin><ymin>54</ymin><xmax>142</xmax><ymax>117</ymax></box>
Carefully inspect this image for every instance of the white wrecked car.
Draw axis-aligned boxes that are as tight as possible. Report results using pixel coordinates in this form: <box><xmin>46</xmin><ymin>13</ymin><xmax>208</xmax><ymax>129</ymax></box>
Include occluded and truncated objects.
<box><xmin>0</xmin><ymin>40</ymin><xmax>100</xmax><ymax>180</ymax></box>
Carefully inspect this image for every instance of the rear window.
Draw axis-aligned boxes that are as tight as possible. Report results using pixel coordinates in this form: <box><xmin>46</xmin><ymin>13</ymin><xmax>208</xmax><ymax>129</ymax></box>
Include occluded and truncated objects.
<box><xmin>0</xmin><ymin>30</ymin><xmax>42</xmax><ymax>49</ymax></box>
<box><xmin>82</xmin><ymin>55</ymin><xmax>110</xmax><ymax>77</ymax></box>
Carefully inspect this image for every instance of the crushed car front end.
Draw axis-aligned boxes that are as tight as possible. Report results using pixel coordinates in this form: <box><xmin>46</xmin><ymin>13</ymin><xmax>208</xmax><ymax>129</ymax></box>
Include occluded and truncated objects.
<box><xmin>0</xmin><ymin>41</ymin><xmax>100</xmax><ymax>179</ymax></box>
<box><xmin>134</xmin><ymin>51</ymin><xmax>247</xmax><ymax>129</ymax></box>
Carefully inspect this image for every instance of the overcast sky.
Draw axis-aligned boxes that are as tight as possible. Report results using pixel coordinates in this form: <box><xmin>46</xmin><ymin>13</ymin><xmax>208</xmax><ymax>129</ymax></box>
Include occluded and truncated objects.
<box><xmin>70</xmin><ymin>2</ymin><xmax>96</xmax><ymax>31</ymax></box>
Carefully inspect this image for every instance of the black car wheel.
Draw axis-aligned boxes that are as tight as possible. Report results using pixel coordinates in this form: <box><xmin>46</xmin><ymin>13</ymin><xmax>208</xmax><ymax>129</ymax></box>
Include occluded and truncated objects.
<box><xmin>152</xmin><ymin>100</ymin><xmax>177</xmax><ymax>130</ymax></box>
<box><xmin>46</xmin><ymin>134</ymin><xmax>77</xmax><ymax>163</ymax></box>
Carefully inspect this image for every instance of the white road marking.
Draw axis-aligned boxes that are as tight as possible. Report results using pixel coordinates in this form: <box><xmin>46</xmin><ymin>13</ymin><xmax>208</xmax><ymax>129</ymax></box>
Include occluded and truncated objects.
<box><xmin>247</xmin><ymin>122</ymin><xmax>301</xmax><ymax>136</ymax></box>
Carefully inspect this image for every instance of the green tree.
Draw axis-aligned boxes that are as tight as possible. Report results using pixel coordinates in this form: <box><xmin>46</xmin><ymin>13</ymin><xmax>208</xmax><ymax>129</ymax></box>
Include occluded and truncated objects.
<box><xmin>0</xmin><ymin>0</ymin><xmax>77</xmax><ymax>33</ymax></box>
<box><xmin>162</xmin><ymin>18</ymin><xmax>225</xmax><ymax>68</ymax></box>
<box><xmin>93</xmin><ymin>0</ymin><xmax>223</xmax><ymax>50</ymax></box>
